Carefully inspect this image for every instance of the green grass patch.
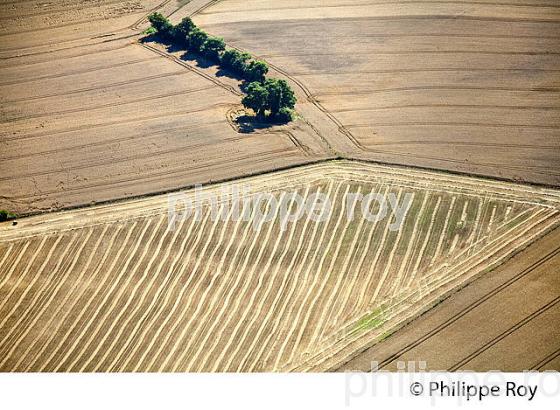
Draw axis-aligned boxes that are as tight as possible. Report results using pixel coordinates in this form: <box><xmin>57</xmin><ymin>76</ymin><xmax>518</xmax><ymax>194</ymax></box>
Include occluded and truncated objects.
<box><xmin>351</xmin><ymin>306</ymin><xmax>387</xmax><ymax>335</ymax></box>
<box><xmin>0</xmin><ymin>210</ymin><xmax>17</xmax><ymax>222</ymax></box>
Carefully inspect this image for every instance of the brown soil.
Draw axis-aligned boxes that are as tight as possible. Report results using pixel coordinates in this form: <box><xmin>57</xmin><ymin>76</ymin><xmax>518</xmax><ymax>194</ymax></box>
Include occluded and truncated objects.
<box><xmin>195</xmin><ymin>0</ymin><xmax>560</xmax><ymax>186</ymax></box>
<box><xmin>1</xmin><ymin>0</ymin><xmax>558</xmax><ymax>373</ymax></box>
<box><xmin>0</xmin><ymin>0</ymin><xmax>330</xmax><ymax>215</ymax></box>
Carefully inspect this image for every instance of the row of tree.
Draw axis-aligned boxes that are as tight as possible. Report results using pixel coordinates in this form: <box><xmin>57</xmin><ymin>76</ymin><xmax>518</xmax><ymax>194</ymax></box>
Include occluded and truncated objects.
<box><xmin>147</xmin><ymin>13</ymin><xmax>296</xmax><ymax>122</ymax></box>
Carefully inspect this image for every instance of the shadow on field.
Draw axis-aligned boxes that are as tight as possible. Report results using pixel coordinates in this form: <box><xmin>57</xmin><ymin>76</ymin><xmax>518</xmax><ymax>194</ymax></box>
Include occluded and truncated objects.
<box><xmin>235</xmin><ymin>115</ymin><xmax>283</xmax><ymax>133</ymax></box>
<box><xmin>179</xmin><ymin>51</ymin><xmax>215</xmax><ymax>69</ymax></box>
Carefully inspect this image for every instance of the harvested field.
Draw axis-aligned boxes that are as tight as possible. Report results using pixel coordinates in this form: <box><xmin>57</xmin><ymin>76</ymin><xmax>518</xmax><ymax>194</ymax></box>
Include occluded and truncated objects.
<box><xmin>0</xmin><ymin>161</ymin><xmax>559</xmax><ymax>372</ymax></box>
<box><xmin>195</xmin><ymin>0</ymin><xmax>560</xmax><ymax>186</ymax></box>
<box><xmin>0</xmin><ymin>0</ymin><xmax>163</xmax><ymax>50</ymax></box>
<box><xmin>0</xmin><ymin>1</ymin><xmax>328</xmax><ymax>215</ymax></box>
<box><xmin>1</xmin><ymin>0</ymin><xmax>559</xmax><ymax>374</ymax></box>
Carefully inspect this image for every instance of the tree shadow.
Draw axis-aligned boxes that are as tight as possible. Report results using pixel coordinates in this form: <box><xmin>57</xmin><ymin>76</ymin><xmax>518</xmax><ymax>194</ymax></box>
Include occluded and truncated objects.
<box><xmin>180</xmin><ymin>51</ymin><xmax>217</xmax><ymax>69</ymax></box>
<box><xmin>216</xmin><ymin>67</ymin><xmax>245</xmax><ymax>82</ymax></box>
<box><xmin>235</xmin><ymin>115</ymin><xmax>289</xmax><ymax>133</ymax></box>
<box><xmin>140</xmin><ymin>33</ymin><xmax>170</xmax><ymax>45</ymax></box>
<box><xmin>140</xmin><ymin>36</ymin><xmax>254</xmax><ymax>88</ymax></box>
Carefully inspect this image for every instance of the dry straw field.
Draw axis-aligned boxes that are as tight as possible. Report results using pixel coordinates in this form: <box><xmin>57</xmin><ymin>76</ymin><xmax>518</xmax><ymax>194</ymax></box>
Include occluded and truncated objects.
<box><xmin>1</xmin><ymin>0</ymin><xmax>559</xmax><ymax>372</ymax></box>
<box><xmin>0</xmin><ymin>161</ymin><xmax>558</xmax><ymax>372</ymax></box>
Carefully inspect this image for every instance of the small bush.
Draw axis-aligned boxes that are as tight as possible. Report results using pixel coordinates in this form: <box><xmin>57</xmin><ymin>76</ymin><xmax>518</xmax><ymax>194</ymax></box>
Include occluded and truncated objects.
<box><xmin>147</xmin><ymin>12</ymin><xmax>173</xmax><ymax>40</ymax></box>
<box><xmin>189</xmin><ymin>28</ymin><xmax>209</xmax><ymax>53</ymax></box>
<box><xmin>242</xmin><ymin>82</ymin><xmax>269</xmax><ymax>119</ymax></box>
<box><xmin>233</xmin><ymin>52</ymin><xmax>252</xmax><ymax>75</ymax></box>
<box><xmin>0</xmin><ymin>210</ymin><xmax>16</xmax><ymax>222</ymax></box>
<box><xmin>221</xmin><ymin>49</ymin><xmax>251</xmax><ymax>76</ymax></box>
<box><xmin>241</xmin><ymin>79</ymin><xmax>297</xmax><ymax>123</ymax></box>
<box><xmin>245</xmin><ymin>60</ymin><xmax>269</xmax><ymax>83</ymax></box>
<box><xmin>264</xmin><ymin>78</ymin><xmax>296</xmax><ymax>117</ymax></box>
<box><xmin>173</xmin><ymin>17</ymin><xmax>196</xmax><ymax>46</ymax></box>
<box><xmin>221</xmin><ymin>49</ymin><xmax>240</xmax><ymax>69</ymax></box>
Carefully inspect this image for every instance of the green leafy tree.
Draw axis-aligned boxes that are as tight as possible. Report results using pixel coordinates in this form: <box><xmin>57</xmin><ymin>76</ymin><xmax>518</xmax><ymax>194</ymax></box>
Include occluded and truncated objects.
<box><xmin>233</xmin><ymin>52</ymin><xmax>252</xmax><ymax>75</ymax></box>
<box><xmin>245</xmin><ymin>60</ymin><xmax>269</xmax><ymax>82</ymax></box>
<box><xmin>220</xmin><ymin>49</ymin><xmax>253</xmax><ymax>77</ymax></box>
<box><xmin>147</xmin><ymin>12</ymin><xmax>173</xmax><ymax>40</ymax></box>
<box><xmin>264</xmin><ymin>78</ymin><xmax>296</xmax><ymax>117</ymax></box>
<box><xmin>242</xmin><ymin>82</ymin><xmax>269</xmax><ymax>119</ymax></box>
<box><xmin>221</xmin><ymin>49</ymin><xmax>240</xmax><ymax>69</ymax></box>
<box><xmin>202</xmin><ymin>36</ymin><xmax>226</xmax><ymax>62</ymax></box>
<box><xmin>173</xmin><ymin>17</ymin><xmax>196</xmax><ymax>46</ymax></box>
<box><xmin>275</xmin><ymin>107</ymin><xmax>294</xmax><ymax>123</ymax></box>
<box><xmin>189</xmin><ymin>28</ymin><xmax>209</xmax><ymax>52</ymax></box>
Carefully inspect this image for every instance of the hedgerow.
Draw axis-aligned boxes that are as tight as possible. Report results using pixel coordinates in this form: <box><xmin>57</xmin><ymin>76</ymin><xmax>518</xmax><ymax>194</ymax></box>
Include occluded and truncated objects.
<box><xmin>147</xmin><ymin>14</ymin><xmax>295</xmax><ymax>122</ymax></box>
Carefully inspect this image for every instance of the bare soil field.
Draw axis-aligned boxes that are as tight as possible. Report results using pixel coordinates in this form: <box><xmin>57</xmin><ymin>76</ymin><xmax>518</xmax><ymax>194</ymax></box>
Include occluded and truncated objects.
<box><xmin>195</xmin><ymin>0</ymin><xmax>560</xmax><ymax>186</ymax></box>
<box><xmin>339</xmin><ymin>225</ymin><xmax>560</xmax><ymax>371</ymax></box>
<box><xmin>0</xmin><ymin>161</ymin><xmax>558</xmax><ymax>372</ymax></box>
<box><xmin>0</xmin><ymin>0</ymin><xmax>163</xmax><ymax>51</ymax></box>
<box><xmin>0</xmin><ymin>0</ymin><xmax>328</xmax><ymax>215</ymax></box>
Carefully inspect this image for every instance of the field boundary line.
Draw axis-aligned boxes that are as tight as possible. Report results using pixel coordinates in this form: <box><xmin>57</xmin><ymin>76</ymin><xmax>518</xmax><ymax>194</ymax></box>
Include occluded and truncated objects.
<box><xmin>374</xmin><ymin>244</ymin><xmax>560</xmax><ymax>370</ymax></box>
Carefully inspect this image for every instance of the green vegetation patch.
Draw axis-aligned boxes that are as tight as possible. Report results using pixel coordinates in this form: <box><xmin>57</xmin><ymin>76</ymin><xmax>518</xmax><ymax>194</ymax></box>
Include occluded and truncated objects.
<box><xmin>351</xmin><ymin>306</ymin><xmax>388</xmax><ymax>335</ymax></box>
<box><xmin>0</xmin><ymin>210</ymin><xmax>17</xmax><ymax>222</ymax></box>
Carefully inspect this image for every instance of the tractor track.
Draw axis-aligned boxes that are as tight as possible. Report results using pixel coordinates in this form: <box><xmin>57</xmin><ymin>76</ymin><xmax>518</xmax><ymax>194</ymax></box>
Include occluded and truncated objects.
<box><xmin>1</xmin><ymin>70</ymin><xmax>190</xmax><ymax>103</ymax></box>
<box><xmin>448</xmin><ymin>296</ymin><xmax>560</xmax><ymax>371</ymax></box>
<box><xmin>373</xmin><ymin>244</ymin><xmax>560</xmax><ymax>370</ymax></box>
<box><xmin>1</xmin><ymin>85</ymin><xmax>216</xmax><ymax>123</ymax></box>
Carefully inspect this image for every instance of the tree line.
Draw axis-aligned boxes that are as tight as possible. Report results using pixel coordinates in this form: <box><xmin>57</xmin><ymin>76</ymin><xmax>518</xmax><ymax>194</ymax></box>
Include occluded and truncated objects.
<box><xmin>147</xmin><ymin>13</ymin><xmax>296</xmax><ymax>123</ymax></box>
